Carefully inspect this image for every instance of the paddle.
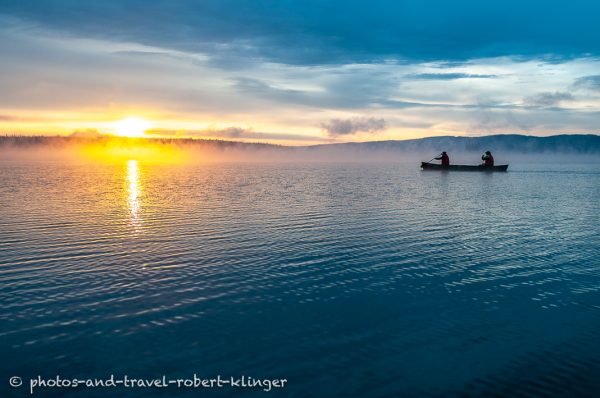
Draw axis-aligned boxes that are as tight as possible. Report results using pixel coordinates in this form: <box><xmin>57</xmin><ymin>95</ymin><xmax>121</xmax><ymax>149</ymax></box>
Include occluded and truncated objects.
<box><xmin>426</xmin><ymin>153</ymin><xmax>442</xmax><ymax>163</ymax></box>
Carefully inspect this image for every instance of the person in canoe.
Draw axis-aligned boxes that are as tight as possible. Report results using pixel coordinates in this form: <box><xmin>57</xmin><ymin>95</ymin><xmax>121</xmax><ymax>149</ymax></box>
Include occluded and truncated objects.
<box><xmin>481</xmin><ymin>151</ymin><xmax>494</xmax><ymax>166</ymax></box>
<box><xmin>435</xmin><ymin>151</ymin><xmax>450</xmax><ymax>166</ymax></box>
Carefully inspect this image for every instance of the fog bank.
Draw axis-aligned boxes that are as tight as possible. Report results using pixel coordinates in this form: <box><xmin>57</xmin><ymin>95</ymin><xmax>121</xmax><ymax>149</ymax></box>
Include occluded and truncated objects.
<box><xmin>1</xmin><ymin>134</ymin><xmax>599</xmax><ymax>164</ymax></box>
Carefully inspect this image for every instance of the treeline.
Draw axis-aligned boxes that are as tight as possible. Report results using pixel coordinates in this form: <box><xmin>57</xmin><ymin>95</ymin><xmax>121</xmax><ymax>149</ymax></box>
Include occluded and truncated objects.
<box><xmin>2</xmin><ymin>134</ymin><xmax>599</xmax><ymax>154</ymax></box>
<box><xmin>0</xmin><ymin>135</ymin><xmax>278</xmax><ymax>150</ymax></box>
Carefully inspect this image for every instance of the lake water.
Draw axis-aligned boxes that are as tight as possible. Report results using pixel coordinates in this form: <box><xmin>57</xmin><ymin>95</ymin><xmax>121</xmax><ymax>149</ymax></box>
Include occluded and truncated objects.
<box><xmin>1</xmin><ymin>160</ymin><xmax>600</xmax><ymax>397</ymax></box>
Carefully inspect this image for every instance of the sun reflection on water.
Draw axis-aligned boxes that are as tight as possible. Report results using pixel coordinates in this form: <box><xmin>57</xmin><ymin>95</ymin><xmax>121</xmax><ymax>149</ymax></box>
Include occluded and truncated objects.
<box><xmin>127</xmin><ymin>159</ymin><xmax>141</xmax><ymax>231</ymax></box>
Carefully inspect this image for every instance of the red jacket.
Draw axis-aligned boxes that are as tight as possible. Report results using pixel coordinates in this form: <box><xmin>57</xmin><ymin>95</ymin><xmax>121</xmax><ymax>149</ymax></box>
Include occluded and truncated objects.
<box><xmin>436</xmin><ymin>153</ymin><xmax>450</xmax><ymax>166</ymax></box>
<box><xmin>482</xmin><ymin>153</ymin><xmax>494</xmax><ymax>166</ymax></box>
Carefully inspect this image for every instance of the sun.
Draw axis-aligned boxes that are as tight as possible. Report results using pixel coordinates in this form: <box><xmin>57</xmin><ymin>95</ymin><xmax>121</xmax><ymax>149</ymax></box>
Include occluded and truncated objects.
<box><xmin>114</xmin><ymin>117</ymin><xmax>152</xmax><ymax>138</ymax></box>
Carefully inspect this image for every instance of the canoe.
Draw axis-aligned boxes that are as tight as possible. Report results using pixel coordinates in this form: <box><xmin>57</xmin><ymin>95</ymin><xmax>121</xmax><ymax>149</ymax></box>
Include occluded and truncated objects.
<box><xmin>421</xmin><ymin>162</ymin><xmax>508</xmax><ymax>172</ymax></box>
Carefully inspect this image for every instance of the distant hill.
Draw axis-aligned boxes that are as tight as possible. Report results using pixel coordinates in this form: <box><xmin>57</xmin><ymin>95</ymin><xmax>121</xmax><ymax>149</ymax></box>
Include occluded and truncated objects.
<box><xmin>308</xmin><ymin>134</ymin><xmax>600</xmax><ymax>154</ymax></box>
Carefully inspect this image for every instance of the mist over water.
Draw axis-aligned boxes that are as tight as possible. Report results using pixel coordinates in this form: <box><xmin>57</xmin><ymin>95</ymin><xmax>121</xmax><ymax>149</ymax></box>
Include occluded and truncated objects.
<box><xmin>1</xmin><ymin>150</ymin><xmax>600</xmax><ymax>396</ymax></box>
<box><xmin>1</xmin><ymin>134</ymin><xmax>599</xmax><ymax>164</ymax></box>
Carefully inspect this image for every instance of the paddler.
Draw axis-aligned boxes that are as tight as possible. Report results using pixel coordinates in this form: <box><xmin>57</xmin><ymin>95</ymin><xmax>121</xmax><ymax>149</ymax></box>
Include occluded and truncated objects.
<box><xmin>435</xmin><ymin>151</ymin><xmax>450</xmax><ymax>166</ymax></box>
<box><xmin>481</xmin><ymin>151</ymin><xmax>494</xmax><ymax>166</ymax></box>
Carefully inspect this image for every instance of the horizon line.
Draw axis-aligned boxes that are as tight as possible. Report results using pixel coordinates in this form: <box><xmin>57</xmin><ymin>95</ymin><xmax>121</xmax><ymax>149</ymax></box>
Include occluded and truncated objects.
<box><xmin>1</xmin><ymin>132</ymin><xmax>599</xmax><ymax>148</ymax></box>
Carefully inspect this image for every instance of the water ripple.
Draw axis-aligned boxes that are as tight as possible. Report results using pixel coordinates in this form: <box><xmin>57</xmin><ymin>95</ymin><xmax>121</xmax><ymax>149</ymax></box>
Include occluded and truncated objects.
<box><xmin>1</xmin><ymin>161</ymin><xmax>599</xmax><ymax>397</ymax></box>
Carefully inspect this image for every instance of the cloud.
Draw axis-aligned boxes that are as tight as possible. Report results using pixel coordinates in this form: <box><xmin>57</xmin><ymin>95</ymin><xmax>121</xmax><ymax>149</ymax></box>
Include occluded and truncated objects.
<box><xmin>409</xmin><ymin>73</ymin><xmax>496</xmax><ymax>80</ymax></box>
<box><xmin>0</xmin><ymin>114</ymin><xmax>46</xmax><ymax>122</ymax></box>
<box><xmin>232</xmin><ymin>73</ymin><xmax>404</xmax><ymax>110</ymax></box>
<box><xmin>146</xmin><ymin>127</ymin><xmax>253</xmax><ymax>138</ymax></box>
<box><xmin>209</xmin><ymin>127</ymin><xmax>248</xmax><ymax>138</ymax></box>
<box><xmin>145</xmin><ymin>127</ymin><xmax>325</xmax><ymax>142</ymax></box>
<box><xmin>1</xmin><ymin>1</ymin><xmax>599</xmax><ymax>65</ymax></box>
<box><xmin>232</xmin><ymin>77</ymin><xmax>310</xmax><ymax>105</ymax></box>
<box><xmin>573</xmin><ymin>75</ymin><xmax>600</xmax><ymax>91</ymax></box>
<box><xmin>1</xmin><ymin>15</ymin><xmax>599</xmax><ymax>140</ymax></box>
<box><xmin>321</xmin><ymin>117</ymin><xmax>386</xmax><ymax>137</ymax></box>
<box><xmin>523</xmin><ymin>91</ymin><xmax>574</xmax><ymax>107</ymax></box>
<box><xmin>469</xmin><ymin>109</ymin><xmax>534</xmax><ymax>134</ymax></box>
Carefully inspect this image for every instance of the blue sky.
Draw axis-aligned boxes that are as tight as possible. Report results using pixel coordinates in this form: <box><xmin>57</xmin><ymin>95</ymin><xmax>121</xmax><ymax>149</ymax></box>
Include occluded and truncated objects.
<box><xmin>0</xmin><ymin>0</ymin><xmax>599</xmax><ymax>143</ymax></box>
